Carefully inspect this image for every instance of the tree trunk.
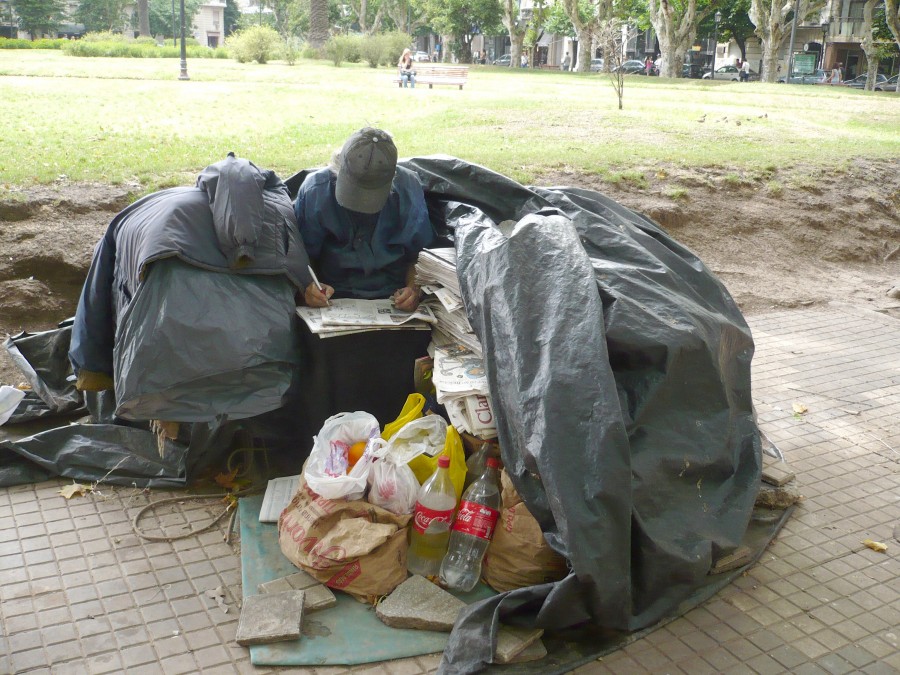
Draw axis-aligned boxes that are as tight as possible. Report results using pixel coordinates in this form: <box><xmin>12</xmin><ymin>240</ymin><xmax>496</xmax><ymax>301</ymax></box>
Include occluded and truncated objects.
<box><xmin>648</xmin><ymin>0</ymin><xmax>700</xmax><ymax>77</ymax></box>
<box><xmin>860</xmin><ymin>0</ymin><xmax>878</xmax><ymax>90</ymax></box>
<box><xmin>888</xmin><ymin>0</ymin><xmax>900</xmax><ymax>94</ymax></box>
<box><xmin>574</xmin><ymin>27</ymin><xmax>593</xmax><ymax>71</ymax></box>
<box><xmin>749</xmin><ymin>0</ymin><xmax>826</xmax><ymax>82</ymax></box>
<box><xmin>308</xmin><ymin>0</ymin><xmax>329</xmax><ymax>50</ymax></box>
<box><xmin>502</xmin><ymin>0</ymin><xmax>527</xmax><ymax>68</ymax></box>
<box><xmin>138</xmin><ymin>0</ymin><xmax>150</xmax><ymax>37</ymax></box>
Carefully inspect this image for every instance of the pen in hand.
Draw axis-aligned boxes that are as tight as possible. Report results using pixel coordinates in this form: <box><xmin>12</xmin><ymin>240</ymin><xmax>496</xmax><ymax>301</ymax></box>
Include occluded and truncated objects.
<box><xmin>307</xmin><ymin>265</ymin><xmax>331</xmax><ymax>306</ymax></box>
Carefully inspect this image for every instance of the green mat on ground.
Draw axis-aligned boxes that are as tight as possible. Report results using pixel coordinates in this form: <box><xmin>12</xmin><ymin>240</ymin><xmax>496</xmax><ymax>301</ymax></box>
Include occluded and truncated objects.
<box><xmin>238</xmin><ymin>494</ymin><xmax>495</xmax><ymax>666</ymax></box>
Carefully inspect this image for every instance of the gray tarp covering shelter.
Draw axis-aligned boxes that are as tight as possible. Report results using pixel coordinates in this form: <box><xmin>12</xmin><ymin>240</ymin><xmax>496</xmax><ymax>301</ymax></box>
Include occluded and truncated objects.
<box><xmin>383</xmin><ymin>157</ymin><xmax>759</xmax><ymax>674</ymax></box>
<box><xmin>4</xmin><ymin>157</ymin><xmax>765</xmax><ymax>674</ymax></box>
<box><xmin>69</xmin><ymin>153</ymin><xmax>311</xmax><ymax>422</ymax></box>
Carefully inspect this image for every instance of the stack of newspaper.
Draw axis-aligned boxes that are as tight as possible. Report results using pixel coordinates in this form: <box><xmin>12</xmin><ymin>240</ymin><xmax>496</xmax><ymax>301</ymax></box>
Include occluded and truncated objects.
<box><xmin>415</xmin><ymin>248</ymin><xmax>481</xmax><ymax>357</ymax></box>
<box><xmin>432</xmin><ymin>345</ymin><xmax>497</xmax><ymax>439</ymax></box>
<box><xmin>416</xmin><ymin>248</ymin><xmax>497</xmax><ymax>439</ymax></box>
<box><xmin>296</xmin><ymin>298</ymin><xmax>436</xmax><ymax>338</ymax></box>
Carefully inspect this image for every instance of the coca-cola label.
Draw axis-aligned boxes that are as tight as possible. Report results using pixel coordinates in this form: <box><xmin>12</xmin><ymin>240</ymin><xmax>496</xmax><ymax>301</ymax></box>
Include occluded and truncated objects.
<box><xmin>451</xmin><ymin>501</ymin><xmax>500</xmax><ymax>540</ymax></box>
<box><xmin>413</xmin><ymin>503</ymin><xmax>455</xmax><ymax>535</ymax></box>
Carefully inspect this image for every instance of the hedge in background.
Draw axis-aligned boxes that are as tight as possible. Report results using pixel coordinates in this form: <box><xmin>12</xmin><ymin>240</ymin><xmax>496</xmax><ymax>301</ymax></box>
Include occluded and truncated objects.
<box><xmin>0</xmin><ymin>38</ymin><xmax>67</xmax><ymax>49</ymax></box>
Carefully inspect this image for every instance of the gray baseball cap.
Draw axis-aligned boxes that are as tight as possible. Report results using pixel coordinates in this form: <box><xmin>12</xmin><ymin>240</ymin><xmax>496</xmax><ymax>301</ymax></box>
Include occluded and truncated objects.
<box><xmin>335</xmin><ymin>127</ymin><xmax>398</xmax><ymax>214</ymax></box>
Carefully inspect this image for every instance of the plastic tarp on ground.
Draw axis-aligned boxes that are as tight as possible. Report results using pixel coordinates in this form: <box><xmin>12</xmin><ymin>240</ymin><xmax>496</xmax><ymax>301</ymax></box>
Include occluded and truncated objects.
<box><xmin>394</xmin><ymin>157</ymin><xmax>760</xmax><ymax>674</ymax></box>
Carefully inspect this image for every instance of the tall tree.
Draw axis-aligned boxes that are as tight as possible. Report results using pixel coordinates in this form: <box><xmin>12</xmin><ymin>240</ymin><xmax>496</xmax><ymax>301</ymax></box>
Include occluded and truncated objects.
<box><xmin>500</xmin><ymin>0</ymin><xmax>527</xmax><ymax>68</ymax></box>
<box><xmin>383</xmin><ymin>0</ymin><xmax>427</xmax><ymax>34</ymax></box>
<box><xmin>12</xmin><ymin>0</ymin><xmax>66</xmax><ymax>37</ymax></box>
<box><xmin>859</xmin><ymin>0</ymin><xmax>880</xmax><ymax>89</ymax></box>
<box><xmin>75</xmin><ymin>0</ymin><xmax>130</xmax><ymax>32</ymax></box>
<box><xmin>714</xmin><ymin>0</ymin><xmax>755</xmax><ymax>60</ymax></box>
<box><xmin>417</xmin><ymin>0</ymin><xmax>502</xmax><ymax>63</ymax></box>
<box><xmin>748</xmin><ymin>0</ymin><xmax>825</xmax><ymax>82</ymax></box>
<box><xmin>147</xmin><ymin>0</ymin><xmax>201</xmax><ymax>38</ymax></box>
<box><xmin>884</xmin><ymin>0</ymin><xmax>900</xmax><ymax>93</ymax></box>
<box><xmin>138</xmin><ymin>0</ymin><xmax>150</xmax><ymax>35</ymax></box>
<box><xmin>647</xmin><ymin>0</ymin><xmax>709</xmax><ymax>78</ymax></box>
<box><xmin>224</xmin><ymin>0</ymin><xmax>240</xmax><ymax>35</ymax></box>
<box><xmin>560</xmin><ymin>0</ymin><xmax>607</xmax><ymax>72</ymax></box>
<box><xmin>308</xmin><ymin>0</ymin><xmax>328</xmax><ymax>49</ymax></box>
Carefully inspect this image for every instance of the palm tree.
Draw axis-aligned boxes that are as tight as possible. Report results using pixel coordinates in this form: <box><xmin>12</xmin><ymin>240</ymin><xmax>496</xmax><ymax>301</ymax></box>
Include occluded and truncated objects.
<box><xmin>309</xmin><ymin>0</ymin><xmax>328</xmax><ymax>50</ymax></box>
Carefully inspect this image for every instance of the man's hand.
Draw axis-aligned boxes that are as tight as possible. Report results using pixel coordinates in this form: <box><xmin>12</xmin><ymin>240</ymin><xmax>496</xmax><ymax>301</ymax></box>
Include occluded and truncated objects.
<box><xmin>304</xmin><ymin>282</ymin><xmax>334</xmax><ymax>307</ymax></box>
<box><xmin>392</xmin><ymin>286</ymin><xmax>423</xmax><ymax>311</ymax></box>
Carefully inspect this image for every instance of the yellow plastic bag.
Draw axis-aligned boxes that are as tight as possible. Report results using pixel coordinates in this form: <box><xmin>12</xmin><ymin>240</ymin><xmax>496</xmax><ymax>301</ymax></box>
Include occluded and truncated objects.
<box><xmin>382</xmin><ymin>393</ymin><xmax>426</xmax><ymax>441</ymax></box>
<box><xmin>408</xmin><ymin>425</ymin><xmax>467</xmax><ymax>500</ymax></box>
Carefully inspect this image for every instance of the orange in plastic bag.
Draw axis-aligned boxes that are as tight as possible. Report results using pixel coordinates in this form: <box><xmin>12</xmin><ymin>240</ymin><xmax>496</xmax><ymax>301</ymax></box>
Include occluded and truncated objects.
<box><xmin>382</xmin><ymin>393</ymin><xmax>426</xmax><ymax>441</ymax></box>
<box><xmin>408</xmin><ymin>426</ymin><xmax>467</xmax><ymax>500</ymax></box>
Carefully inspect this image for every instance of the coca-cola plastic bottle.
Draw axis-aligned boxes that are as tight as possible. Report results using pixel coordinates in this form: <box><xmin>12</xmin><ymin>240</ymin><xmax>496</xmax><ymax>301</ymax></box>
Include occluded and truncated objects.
<box><xmin>439</xmin><ymin>457</ymin><xmax>502</xmax><ymax>591</ymax></box>
<box><xmin>408</xmin><ymin>455</ymin><xmax>457</xmax><ymax>577</ymax></box>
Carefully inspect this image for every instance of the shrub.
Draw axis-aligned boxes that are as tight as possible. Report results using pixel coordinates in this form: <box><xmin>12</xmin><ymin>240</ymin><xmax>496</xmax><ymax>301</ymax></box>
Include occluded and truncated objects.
<box><xmin>226</xmin><ymin>25</ymin><xmax>281</xmax><ymax>64</ymax></box>
<box><xmin>325</xmin><ymin>34</ymin><xmax>361</xmax><ymax>66</ymax></box>
<box><xmin>359</xmin><ymin>33</ymin><xmax>387</xmax><ymax>68</ymax></box>
<box><xmin>381</xmin><ymin>31</ymin><xmax>412</xmax><ymax>67</ymax></box>
<box><xmin>0</xmin><ymin>37</ymin><xmax>66</xmax><ymax>49</ymax></box>
<box><xmin>283</xmin><ymin>37</ymin><xmax>301</xmax><ymax>65</ymax></box>
<box><xmin>81</xmin><ymin>31</ymin><xmax>121</xmax><ymax>43</ymax></box>
<box><xmin>300</xmin><ymin>45</ymin><xmax>319</xmax><ymax>59</ymax></box>
<box><xmin>62</xmin><ymin>39</ymin><xmax>221</xmax><ymax>58</ymax></box>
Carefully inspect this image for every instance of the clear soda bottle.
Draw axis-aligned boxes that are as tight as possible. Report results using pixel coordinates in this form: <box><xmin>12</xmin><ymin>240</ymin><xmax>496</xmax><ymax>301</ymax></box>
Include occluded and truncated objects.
<box><xmin>463</xmin><ymin>443</ymin><xmax>491</xmax><ymax>492</ymax></box>
<box><xmin>408</xmin><ymin>455</ymin><xmax>457</xmax><ymax>577</ymax></box>
<box><xmin>439</xmin><ymin>457</ymin><xmax>502</xmax><ymax>591</ymax></box>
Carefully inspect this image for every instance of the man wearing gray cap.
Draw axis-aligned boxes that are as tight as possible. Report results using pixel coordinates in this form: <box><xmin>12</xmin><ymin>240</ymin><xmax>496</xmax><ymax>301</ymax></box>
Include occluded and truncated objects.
<box><xmin>291</xmin><ymin>127</ymin><xmax>435</xmax><ymax>431</ymax></box>
<box><xmin>294</xmin><ymin>127</ymin><xmax>433</xmax><ymax>311</ymax></box>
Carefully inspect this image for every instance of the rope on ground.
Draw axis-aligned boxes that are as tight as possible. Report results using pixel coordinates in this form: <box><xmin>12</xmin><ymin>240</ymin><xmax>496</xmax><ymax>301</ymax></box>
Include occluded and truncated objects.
<box><xmin>131</xmin><ymin>447</ymin><xmax>268</xmax><ymax>543</ymax></box>
<box><xmin>131</xmin><ymin>491</ymin><xmax>249</xmax><ymax>543</ymax></box>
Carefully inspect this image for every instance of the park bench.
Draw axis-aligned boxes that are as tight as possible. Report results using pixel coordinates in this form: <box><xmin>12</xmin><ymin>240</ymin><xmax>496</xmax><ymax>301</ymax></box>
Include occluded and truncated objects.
<box><xmin>393</xmin><ymin>65</ymin><xmax>470</xmax><ymax>90</ymax></box>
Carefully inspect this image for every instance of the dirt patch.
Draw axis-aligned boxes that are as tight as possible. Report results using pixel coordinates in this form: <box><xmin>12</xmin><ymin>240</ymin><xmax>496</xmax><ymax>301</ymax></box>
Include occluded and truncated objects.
<box><xmin>1</xmin><ymin>161</ymin><xmax>898</xmax><ymax>386</ymax></box>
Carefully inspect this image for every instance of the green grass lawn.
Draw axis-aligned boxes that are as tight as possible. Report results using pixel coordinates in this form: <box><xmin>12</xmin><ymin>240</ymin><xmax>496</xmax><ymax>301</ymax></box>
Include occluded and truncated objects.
<box><xmin>1</xmin><ymin>49</ymin><xmax>898</xmax><ymax>190</ymax></box>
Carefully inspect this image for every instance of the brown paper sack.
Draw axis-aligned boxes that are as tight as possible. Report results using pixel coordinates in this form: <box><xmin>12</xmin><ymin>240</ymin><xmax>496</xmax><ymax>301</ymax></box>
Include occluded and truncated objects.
<box><xmin>278</xmin><ymin>475</ymin><xmax>411</xmax><ymax>604</ymax></box>
<box><xmin>482</xmin><ymin>470</ymin><xmax>569</xmax><ymax>592</ymax></box>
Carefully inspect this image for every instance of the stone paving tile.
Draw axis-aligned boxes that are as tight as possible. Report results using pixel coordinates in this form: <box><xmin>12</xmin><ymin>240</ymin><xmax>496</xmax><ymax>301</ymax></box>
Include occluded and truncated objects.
<box><xmin>1</xmin><ymin>305</ymin><xmax>899</xmax><ymax>673</ymax></box>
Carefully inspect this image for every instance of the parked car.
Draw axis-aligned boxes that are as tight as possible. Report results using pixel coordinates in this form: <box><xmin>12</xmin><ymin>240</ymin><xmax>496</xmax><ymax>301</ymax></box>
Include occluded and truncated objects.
<box><xmin>843</xmin><ymin>73</ymin><xmax>888</xmax><ymax>89</ymax></box>
<box><xmin>683</xmin><ymin>63</ymin><xmax>705</xmax><ymax>79</ymax></box>
<box><xmin>874</xmin><ymin>74</ymin><xmax>899</xmax><ymax>92</ymax></box>
<box><xmin>612</xmin><ymin>59</ymin><xmax>647</xmax><ymax>75</ymax></box>
<box><xmin>413</xmin><ymin>51</ymin><xmax>430</xmax><ymax>62</ymax></box>
<box><xmin>702</xmin><ymin>64</ymin><xmax>759</xmax><ymax>81</ymax></box>
<box><xmin>590</xmin><ymin>58</ymin><xmax>605</xmax><ymax>72</ymax></box>
<box><xmin>493</xmin><ymin>54</ymin><xmax>511</xmax><ymax>66</ymax></box>
<box><xmin>778</xmin><ymin>69</ymin><xmax>829</xmax><ymax>84</ymax></box>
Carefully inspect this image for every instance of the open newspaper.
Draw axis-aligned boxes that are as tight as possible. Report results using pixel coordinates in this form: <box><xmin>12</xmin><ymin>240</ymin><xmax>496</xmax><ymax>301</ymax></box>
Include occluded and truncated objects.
<box><xmin>296</xmin><ymin>298</ymin><xmax>435</xmax><ymax>338</ymax></box>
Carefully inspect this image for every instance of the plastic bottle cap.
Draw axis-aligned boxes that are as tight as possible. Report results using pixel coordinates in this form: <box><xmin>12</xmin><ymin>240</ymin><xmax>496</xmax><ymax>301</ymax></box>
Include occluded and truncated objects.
<box><xmin>437</xmin><ymin>455</ymin><xmax>450</xmax><ymax>468</ymax></box>
<box><xmin>486</xmin><ymin>457</ymin><xmax>500</xmax><ymax>469</ymax></box>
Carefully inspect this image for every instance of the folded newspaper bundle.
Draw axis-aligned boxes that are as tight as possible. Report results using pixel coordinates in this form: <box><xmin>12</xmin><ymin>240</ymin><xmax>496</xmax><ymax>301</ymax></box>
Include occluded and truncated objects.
<box><xmin>415</xmin><ymin>248</ymin><xmax>482</xmax><ymax>357</ymax></box>
<box><xmin>432</xmin><ymin>344</ymin><xmax>497</xmax><ymax>439</ymax></box>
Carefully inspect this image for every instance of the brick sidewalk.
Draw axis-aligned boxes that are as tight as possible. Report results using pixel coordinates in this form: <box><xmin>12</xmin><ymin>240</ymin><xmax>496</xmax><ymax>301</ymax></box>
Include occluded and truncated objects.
<box><xmin>1</xmin><ymin>305</ymin><xmax>898</xmax><ymax>674</ymax></box>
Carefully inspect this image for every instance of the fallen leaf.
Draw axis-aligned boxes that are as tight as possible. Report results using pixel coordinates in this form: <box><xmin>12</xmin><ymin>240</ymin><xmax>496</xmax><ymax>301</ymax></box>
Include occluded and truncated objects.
<box><xmin>862</xmin><ymin>539</ymin><xmax>887</xmax><ymax>553</ymax></box>
<box><xmin>214</xmin><ymin>468</ymin><xmax>240</xmax><ymax>490</ymax></box>
<box><xmin>59</xmin><ymin>482</ymin><xmax>91</xmax><ymax>499</ymax></box>
<box><xmin>792</xmin><ymin>402</ymin><xmax>808</xmax><ymax>415</ymax></box>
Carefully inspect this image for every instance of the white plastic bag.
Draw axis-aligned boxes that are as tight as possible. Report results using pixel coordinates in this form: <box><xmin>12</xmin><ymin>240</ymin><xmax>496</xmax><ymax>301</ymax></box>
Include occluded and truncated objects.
<box><xmin>0</xmin><ymin>385</ymin><xmax>26</xmax><ymax>427</ymax></box>
<box><xmin>367</xmin><ymin>416</ymin><xmax>447</xmax><ymax>515</ymax></box>
<box><xmin>305</xmin><ymin>411</ymin><xmax>381</xmax><ymax>500</ymax></box>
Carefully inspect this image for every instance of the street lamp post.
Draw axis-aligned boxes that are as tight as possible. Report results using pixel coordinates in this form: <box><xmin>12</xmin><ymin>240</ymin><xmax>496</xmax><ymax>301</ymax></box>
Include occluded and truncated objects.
<box><xmin>820</xmin><ymin>20</ymin><xmax>829</xmax><ymax>71</ymax></box>
<box><xmin>712</xmin><ymin>11</ymin><xmax>722</xmax><ymax>79</ymax></box>
<box><xmin>785</xmin><ymin>0</ymin><xmax>801</xmax><ymax>83</ymax></box>
<box><xmin>178</xmin><ymin>0</ymin><xmax>189</xmax><ymax>80</ymax></box>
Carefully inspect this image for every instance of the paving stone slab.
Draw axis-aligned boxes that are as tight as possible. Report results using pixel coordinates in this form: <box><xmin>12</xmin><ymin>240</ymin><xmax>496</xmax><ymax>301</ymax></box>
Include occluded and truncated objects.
<box><xmin>258</xmin><ymin>571</ymin><xmax>337</xmax><ymax>611</ymax></box>
<box><xmin>235</xmin><ymin>590</ymin><xmax>304</xmax><ymax>646</ymax></box>
<box><xmin>762</xmin><ymin>458</ymin><xmax>796</xmax><ymax>487</ymax></box>
<box><xmin>494</xmin><ymin>625</ymin><xmax>545</xmax><ymax>663</ymax></box>
<box><xmin>375</xmin><ymin>575</ymin><xmax>465</xmax><ymax>632</ymax></box>
<box><xmin>503</xmin><ymin>637</ymin><xmax>547</xmax><ymax>664</ymax></box>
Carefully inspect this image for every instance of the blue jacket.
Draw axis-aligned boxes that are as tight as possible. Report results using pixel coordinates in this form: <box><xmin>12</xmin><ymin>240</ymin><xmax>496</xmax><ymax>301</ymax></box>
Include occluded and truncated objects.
<box><xmin>293</xmin><ymin>166</ymin><xmax>434</xmax><ymax>299</ymax></box>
